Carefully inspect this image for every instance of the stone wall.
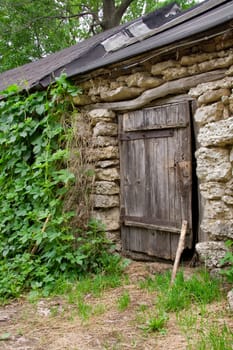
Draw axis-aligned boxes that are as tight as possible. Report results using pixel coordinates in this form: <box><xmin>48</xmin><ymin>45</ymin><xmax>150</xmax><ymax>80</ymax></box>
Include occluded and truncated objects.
<box><xmin>189</xmin><ymin>77</ymin><xmax>233</xmax><ymax>268</ymax></box>
<box><xmin>73</xmin><ymin>31</ymin><xmax>233</xmax><ymax>260</ymax></box>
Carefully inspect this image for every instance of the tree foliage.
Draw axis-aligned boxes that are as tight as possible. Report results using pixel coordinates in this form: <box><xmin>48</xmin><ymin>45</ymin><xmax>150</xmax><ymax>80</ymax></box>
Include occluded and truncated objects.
<box><xmin>0</xmin><ymin>0</ymin><xmax>197</xmax><ymax>72</ymax></box>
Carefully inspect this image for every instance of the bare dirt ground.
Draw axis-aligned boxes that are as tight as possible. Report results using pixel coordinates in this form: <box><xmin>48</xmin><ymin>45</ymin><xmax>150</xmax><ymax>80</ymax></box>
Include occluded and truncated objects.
<box><xmin>0</xmin><ymin>261</ymin><xmax>232</xmax><ymax>350</ymax></box>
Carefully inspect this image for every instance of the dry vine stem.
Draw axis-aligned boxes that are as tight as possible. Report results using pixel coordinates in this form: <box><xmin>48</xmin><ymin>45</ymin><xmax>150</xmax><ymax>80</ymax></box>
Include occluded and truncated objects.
<box><xmin>170</xmin><ymin>220</ymin><xmax>188</xmax><ymax>286</ymax></box>
<box><xmin>31</xmin><ymin>214</ymin><xmax>51</xmax><ymax>255</ymax></box>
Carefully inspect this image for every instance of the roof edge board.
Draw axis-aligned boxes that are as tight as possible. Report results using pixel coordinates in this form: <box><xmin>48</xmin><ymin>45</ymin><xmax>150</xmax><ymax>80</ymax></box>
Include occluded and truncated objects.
<box><xmin>39</xmin><ymin>0</ymin><xmax>231</xmax><ymax>88</ymax></box>
<box><xmin>100</xmin><ymin>0</ymin><xmax>229</xmax><ymax>54</ymax></box>
<box><xmin>38</xmin><ymin>2</ymin><xmax>233</xmax><ymax>87</ymax></box>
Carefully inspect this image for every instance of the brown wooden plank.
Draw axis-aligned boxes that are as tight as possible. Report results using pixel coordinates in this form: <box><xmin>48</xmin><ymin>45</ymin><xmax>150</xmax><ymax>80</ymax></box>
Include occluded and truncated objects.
<box><xmin>119</xmin><ymin>129</ymin><xmax>173</xmax><ymax>140</ymax></box>
<box><xmin>120</xmin><ymin>102</ymin><xmax>193</xmax><ymax>260</ymax></box>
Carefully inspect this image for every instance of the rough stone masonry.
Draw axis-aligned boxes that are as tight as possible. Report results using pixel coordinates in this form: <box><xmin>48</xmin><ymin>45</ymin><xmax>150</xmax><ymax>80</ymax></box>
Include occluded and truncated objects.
<box><xmin>72</xmin><ymin>31</ymin><xmax>233</xmax><ymax>267</ymax></box>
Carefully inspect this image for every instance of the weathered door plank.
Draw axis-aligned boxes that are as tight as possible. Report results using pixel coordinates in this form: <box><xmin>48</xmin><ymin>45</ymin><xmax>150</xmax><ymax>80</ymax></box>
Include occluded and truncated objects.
<box><xmin>119</xmin><ymin>102</ymin><xmax>193</xmax><ymax>260</ymax></box>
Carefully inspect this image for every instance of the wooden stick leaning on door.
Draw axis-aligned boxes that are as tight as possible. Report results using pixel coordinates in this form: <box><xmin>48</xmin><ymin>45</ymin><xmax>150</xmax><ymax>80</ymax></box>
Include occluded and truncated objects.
<box><xmin>170</xmin><ymin>220</ymin><xmax>188</xmax><ymax>286</ymax></box>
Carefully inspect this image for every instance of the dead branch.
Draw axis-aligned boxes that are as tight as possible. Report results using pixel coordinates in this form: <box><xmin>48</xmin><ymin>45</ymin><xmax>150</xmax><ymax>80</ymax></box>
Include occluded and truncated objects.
<box><xmin>170</xmin><ymin>220</ymin><xmax>188</xmax><ymax>286</ymax></box>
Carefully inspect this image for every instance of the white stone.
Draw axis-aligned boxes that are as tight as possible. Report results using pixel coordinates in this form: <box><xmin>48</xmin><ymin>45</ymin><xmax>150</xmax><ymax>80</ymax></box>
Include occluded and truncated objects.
<box><xmin>93</xmin><ymin>194</ymin><xmax>119</xmax><ymax>208</ymax></box>
<box><xmin>94</xmin><ymin>181</ymin><xmax>119</xmax><ymax>195</ymax></box>
<box><xmin>189</xmin><ymin>77</ymin><xmax>233</xmax><ymax>98</ymax></box>
<box><xmin>88</xmin><ymin>109</ymin><xmax>116</xmax><ymax>126</ymax></box>
<box><xmin>181</xmin><ymin>52</ymin><xmax>218</xmax><ymax>66</ymax></box>
<box><xmin>89</xmin><ymin>146</ymin><xmax>119</xmax><ymax>161</ymax></box>
<box><xmin>230</xmin><ymin>147</ymin><xmax>233</xmax><ymax>162</ymax></box>
<box><xmin>93</xmin><ymin>122</ymin><xmax>118</xmax><ymax>137</ymax></box>
<box><xmin>194</xmin><ymin>102</ymin><xmax>223</xmax><ymax>126</ymax></box>
<box><xmin>200</xmin><ymin>182</ymin><xmax>225</xmax><ymax>199</ymax></box>
<box><xmin>96</xmin><ymin>168</ymin><xmax>120</xmax><ymax>181</ymax></box>
<box><xmin>198</xmin><ymin>117</ymin><xmax>233</xmax><ymax>146</ymax></box>
<box><xmin>195</xmin><ymin>147</ymin><xmax>231</xmax><ymax>181</ymax></box>
<box><xmin>92</xmin><ymin>136</ymin><xmax>118</xmax><ymax>148</ymax></box>
<box><xmin>204</xmin><ymin>200</ymin><xmax>233</xmax><ymax>220</ymax></box>
<box><xmin>73</xmin><ymin>95</ymin><xmax>92</xmax><ymax>105</ymax></box>
<box><xmin>162</xmin><ymin>67</ymin><xmax>188</xmax><ymax>81</ymax></box>
<box><xmin>96</xmin><ymin>160</ymin><xmax>119</xmax><ymax>168</ymax></box>
<box><xmin>92</xmin><ymin>207</ymin><xmax>120</xmax><ymax>231</ymax></box>
<box><xmin>195</xmin><ymin>241</ymin><xmax>228</xmax><ymax>268</ymax></box>
<box><xmin>201</xmin><ymin>219</ymin><xmax>233</xmax><ymax>240</ymax></box>
<box><xmin>222</xmin><ymin>195</ymin><xmax>233</xmax><ymax>205</ymax></box>
<box><xmin>100</xmin><ymin>87</ymin><xmax>143</xmax><ymax>102</ymax></box>
<box><xmin>197</xmin><ymin>88</ymin><xmax>230</xmax><ymax>106</ymax></box>
<box><xmin>198</xmin><ymin>54</ymin><xmax>233</xmax><ymax>73</ymax></box>
<box><xmin>151</xmin><ymin>60</ymin><xmax>179</xmax><ymax>75</ymax></box>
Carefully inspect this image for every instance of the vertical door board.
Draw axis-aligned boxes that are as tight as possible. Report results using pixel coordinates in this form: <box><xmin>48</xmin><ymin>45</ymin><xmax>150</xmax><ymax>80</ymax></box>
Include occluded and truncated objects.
<box><xmin>119</xmin><ymin>102</ymin><xmax>193</xmax><ymax>260</ymax></box>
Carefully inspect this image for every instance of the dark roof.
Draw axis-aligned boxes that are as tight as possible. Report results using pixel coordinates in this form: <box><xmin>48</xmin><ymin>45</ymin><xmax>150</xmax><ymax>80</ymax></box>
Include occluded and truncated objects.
<box><xmin>0</xmin><ymin>0</ymin><xmax>232</xmax><ymax>92</ymax></box>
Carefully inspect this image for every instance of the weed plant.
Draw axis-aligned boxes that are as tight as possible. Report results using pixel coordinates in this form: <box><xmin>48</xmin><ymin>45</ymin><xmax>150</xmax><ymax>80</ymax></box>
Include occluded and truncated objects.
<box><xmin>117</xmin><ymin>291</ymin><xmax>131</xmax><ymax>311</ymax></box>
<box><xmin>139</xmin><ymin>269</ymin><xmax>221</xmax><ymax>312</ymax></box>
<box><xmin>220</xmin><ymin>239</ymin><xmax>233</xmax><ymax>283</ymax></box>
<box><xmin>187</xmin><ymin>323</ymin><xmax>233</xmax><ymax>350</ymax></box>
<box><xmin>0</xmin><ymin>75</ymin><xmax>124</xmax><ymax>302</ymax></box>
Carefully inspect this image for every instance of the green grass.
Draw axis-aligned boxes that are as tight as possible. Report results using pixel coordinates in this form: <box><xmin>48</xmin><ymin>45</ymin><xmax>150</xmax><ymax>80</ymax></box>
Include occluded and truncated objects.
<box><xmin>140</xmin><ymin>312</ymin><xmax>168</xmax><ymax>334</ymax></box>
<box><xmin>139</xmin><ymin>269</ymin><xmax>221</xmax><ymax>312</ymax></box>
<box><xmin>188</xmin><ymin>323</ymin><xmax>233</xmax><ymax>350</ymax></box>
<box><xmin>117</xmin><ymin>291</ymin><xmax>131</xmax><ymax>311</ymax></box>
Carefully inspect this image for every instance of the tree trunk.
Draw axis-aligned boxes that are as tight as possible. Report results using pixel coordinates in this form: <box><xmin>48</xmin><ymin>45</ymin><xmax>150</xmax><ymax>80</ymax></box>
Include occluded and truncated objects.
<box><xmin>102</xmin><ymin>0</ymin><xmax>134</xmax><ymax>30</ymax></box>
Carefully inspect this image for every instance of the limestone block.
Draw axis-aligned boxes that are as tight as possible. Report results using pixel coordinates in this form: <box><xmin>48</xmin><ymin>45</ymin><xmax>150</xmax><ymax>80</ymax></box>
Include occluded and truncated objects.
<box><xmin>88</xmin><ymin>86</ymin><xmax>108</xmax><ymax>97</ymax></box>
<box><xmin>229</xmin><ymin>96</ymin><xmax>233</xmax><ymax>114</ymax></box>
<box><xmin>197</xmin><ymin>117</ymin><xmax>233</xmax><ymax>146</ymax></box>
<box><xmin>87</xmin><ymin>78</ymin><xmax>109</xmax><ymax>95</ymax></box>
<box><xmin>125</xmin><ymin>72</ymin><xmax>163</xmax><ymax>89</ymax></box>
<box><xmin>92</xmin><ymin>136</ymin><xmax>118</xmax><ymax>148</ymax></box>
<box><xmin>226</xmin><ymin>65</ymin><xmax>233</xmax><ymax>76</ymax></box>
<box><xmin>180</xmin><ymin>52</ymin><xmax>218</xmax><ymax>66</ymax></box>
<box><xmin>92</xmin><ymin>207</ymin><xmax>120</xmax><ymax>231</ymax></box>
<box><xmin>189</xmin><ymin>77</ymin><xmax>233</xmax><ymax>98</ymax></box>
<box><xmin>138</xmin><ymin>77</ymin><xmax>163</xmax><ymax>89</ymax></box>
<box><xmin>195</xmin><ymin>241</ymin><xmax>228</xmax><ymax>268</ymax></box>
<box><xmin>221</xmin><ymin>95</ymin><xmax>229</xmax><ymax>105</ymax></box>
<box><xmin>93</xmin><ymin>194</ymin><xmax>119</xmax><ymax>208</ymax></box>
<box><xmin>222</xmin><ymin>195</ymin><xmax>233</xmax><ymax>205</ymax></box>
<box><xmin>88</xmin><ymin>109</ymin><xmax>116</xmax><ymax>126</ymax></box>
<box><xmin>96</xmin><ymin>168</ymin><xmax>120</xmax><ymax>181</ymax></box>
<box><xmin>197</xmin><ymin>88</ymin><xmax>231</xmax><ymax>106</ymax></box>
<box><xmin>201</xmin><ymin>219</ymin><xmax>233</xmax><ymax>240</ymax></box>
<box><xmin>110</xmin><ymin>81</ymin><xmax>126</xmax><ymax>89</ymax></box>
<box><xmin>198</xmin><ymin>54</ymin><xmax>233</xmax><ymax>72</ymax></box>
<box><xmin>225</xmin><ymin>179</ymin><xmax>233</xmax><ymax>196</ymax></box>
<box><xmin>125</xmin><ymin>72</ymin><xmax>150</xmax><ymax>87</ymax></box>
<box><xmin>73</xmin><ymin>95</ymin><xmax>92</xmax><ymax>105</ymax></box>
<box><xmin>194</xmin><ymin>102</ymin><xmax>224</xmax><ymax>126</ymax></box>
<box><xmin>89</xmin><ymin>146</ymin><xmax>119</xmax><ymax>161</ymax></box>
<box><xmin>230</xmin><ymin>147</ymin><xmax>233</xmax><ymax>162</ymax></box>
<box><xmin>94</xmin><ymin>181</ymin><xmax>120</xmax><ymax>195</ymax></box>
<box><xmin>204</xmin><ymin>200</ymin><xmax>233</xmax><ymax>220</ymax></box>
<box><xmin>187</xmin><ymin>64</ymin><xmax>200</xmax><ymax>75</ymax></box>
<box><xmin>195</xmin><ymin>147</ymin><xmax>231</xmax><ymax>181</ymax></box>
<box><xmin>100</xmin><ymin>87</ymin><xmax>143</xmax><ymax>102</ymax></box>
<box><xmin>96</xmin><ymin>160</ymin><xmax>119</xmax><ymax>168</ymax></box>
<box><xmin>162</xmin><ymin>67</ymin><xmax>188</xmax><ymax>81</ymax></box>
<box><xmin>200</xmin><ymin>182</ymin><xmax>225</xmax><ymax>199</ymax></box>
<box><xmin>151</xmin><ymin>60</ymin><xmax>179</xmax><ymax>75</ymax></box>
<box><xmin>93</xmin><ymin>122</ymin><xmax>118</xmax><ymax>137</ymax></box>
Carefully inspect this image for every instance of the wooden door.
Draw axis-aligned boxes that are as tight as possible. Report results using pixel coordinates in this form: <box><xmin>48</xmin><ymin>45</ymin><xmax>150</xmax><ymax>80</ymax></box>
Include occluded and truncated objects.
<box><xmin>119</xmin><ymin>102</ymin><xmax>193</xmax><ymax>260</ymax></box>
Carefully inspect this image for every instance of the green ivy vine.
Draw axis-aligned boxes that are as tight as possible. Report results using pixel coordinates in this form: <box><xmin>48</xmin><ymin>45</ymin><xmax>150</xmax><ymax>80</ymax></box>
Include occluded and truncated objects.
<box><xmin>0</xmin><ymin>75</ymin><xmax>118</xmax><ymax>300</ymax></box>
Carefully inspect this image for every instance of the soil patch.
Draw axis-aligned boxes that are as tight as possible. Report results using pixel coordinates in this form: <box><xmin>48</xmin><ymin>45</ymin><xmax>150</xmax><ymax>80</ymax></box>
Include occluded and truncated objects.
<box><xmin>0</xmin><ymin>262</ymin><xmax>232</xmax><ymax>350</ymax></box>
